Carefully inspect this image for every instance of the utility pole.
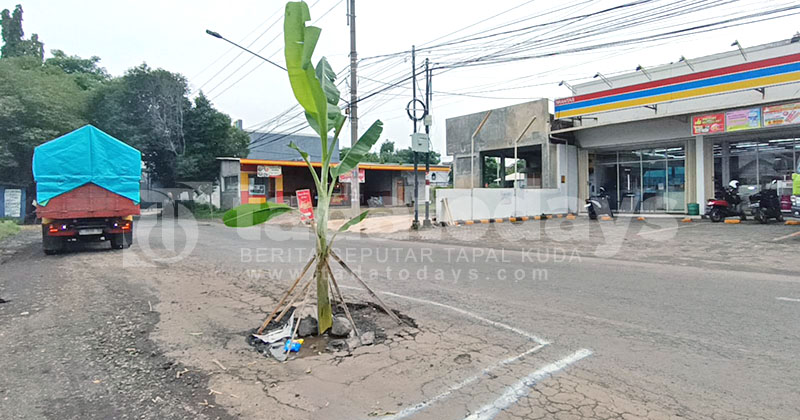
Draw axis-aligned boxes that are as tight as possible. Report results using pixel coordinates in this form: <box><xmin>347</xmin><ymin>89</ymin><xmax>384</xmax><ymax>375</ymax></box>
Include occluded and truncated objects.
<box><xmin>423</xmin><ymin>58</ymin><xmax>432</xmax><ymax>228</ymax></box>
<box><xmin>348</xmin><ymin>0</ymin><xmax>359</xmax><ymax>212</ymax></box>
<box><xmin>411</xmin><ymin>45</ymin><xmax>420</xmax><ymax>230</ymax></box>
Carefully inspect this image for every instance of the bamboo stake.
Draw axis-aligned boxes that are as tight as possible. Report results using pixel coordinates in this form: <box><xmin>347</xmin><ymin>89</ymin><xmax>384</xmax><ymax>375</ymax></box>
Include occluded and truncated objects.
<box><xmin>330</xmin><ymin>250</ymin><xmax>404</xmax><ymax>325</ymax></box>
<box><xmin>325</xmin><ymin>261</ymin><xmax>360</xmax><ymax>337</ymax></box>
<box><xmin>286</xmin><ymin>270</ymin><xmax>315</xmax><ymax>356</ymax></box>
<box><xmin>256</xmin><ymin>255</ymin><xmax>316</xmax><ymax>334</ymax></box>
<box><xmin>275</xmin><ymin>275</ymin><xmax>314</xmax><ymax>323</ymax></box>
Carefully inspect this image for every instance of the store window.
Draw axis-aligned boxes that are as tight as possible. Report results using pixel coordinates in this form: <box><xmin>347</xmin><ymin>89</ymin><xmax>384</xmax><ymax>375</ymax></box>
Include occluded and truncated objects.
<box><xmin>717</xmin><ymin>138</ymin><xmax>798</xmax><ymax>196</ymax></box>
<box><xmin>248</xmin><ymin>174</ymin><xmax>267</xmax><ymax>196</ymax></box>
<box><xmin>589</xmin><ymin>146</ymin><xmax>685</xmax><ymax>213</ymax></box>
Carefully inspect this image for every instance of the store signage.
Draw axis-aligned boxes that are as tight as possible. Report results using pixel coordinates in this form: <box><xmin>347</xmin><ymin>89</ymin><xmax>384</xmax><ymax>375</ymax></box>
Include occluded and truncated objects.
<box><xmin>296</xmin><ymin>189</ymin><xmax>314</xmax><ymax>222</ymax></box>
<box><xmin>763</xmin><ymin>102</ymin><xmax>800</xmax><ymax>127</ymax></box>
<box><xmin>691</xmin><ymin>113</ymin><xmax>724</xmax><ymax>135</ymax></box>
<box><xmin>257</xmin><ymin>165</ymin><xmax>282</xmax><ymax>177</ymax></box>
<box><xmin>725</xmin><ymin>107</ymin><xmax>761</xmax><ymax>132</ymax></box>
<box><xmin>339</xmin><ymin>168</ymin><xmax>365</xmax><ymax>183</ymax></box>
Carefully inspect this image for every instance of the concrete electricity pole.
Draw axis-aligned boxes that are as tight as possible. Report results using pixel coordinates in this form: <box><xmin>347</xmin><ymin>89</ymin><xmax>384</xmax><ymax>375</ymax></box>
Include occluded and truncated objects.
<box><xmin>348</xmin><ymin>0</ymin><xmax>359</xmax><ymax>212</ymax></box>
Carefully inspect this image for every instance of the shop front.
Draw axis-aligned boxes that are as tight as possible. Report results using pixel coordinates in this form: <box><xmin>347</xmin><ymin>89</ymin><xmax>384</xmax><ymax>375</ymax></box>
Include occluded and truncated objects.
<box><xmin>554</xmin><ymin>36</ymin><xmax>800</xmax><ymax>215</ymax></box>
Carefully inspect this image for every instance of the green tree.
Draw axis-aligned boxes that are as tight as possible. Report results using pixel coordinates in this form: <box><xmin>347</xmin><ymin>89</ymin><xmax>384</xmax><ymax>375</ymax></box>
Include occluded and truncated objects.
<box><xmin>343</xmin><ymin>140</ymin><xmax>441</xmax><ymax>165</ymax></box>
<box><xmin>180</xmin><ymin>92</ymin><xmax>250</xmax><ymax>182</ymax></box>
<box><xmin>1</xmin><ymin>5</ymin><xmax>43</xmax><ymax>60</ymax></box>
<box><xmin>91</xmin><ymin>64</ymin><xmax>190</xmax><ymax>186</ymax></box>
<box><xmin>45</xmin><ymin>49</ymin><xmax>109</xmax><ymax>89</ymax></box>
<box><xmin>0</xmin><ymin>56</ymin><xmax>89</xmax><ymax>186</ymax></box>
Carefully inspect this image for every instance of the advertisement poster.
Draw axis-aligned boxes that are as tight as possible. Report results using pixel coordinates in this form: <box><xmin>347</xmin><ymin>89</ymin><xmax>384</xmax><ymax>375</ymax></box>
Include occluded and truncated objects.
<box><xmin>339</xmin><ymin>168</ymin><xmax>365</xmax><ymax>183</ymax></box>
<box><xmin>3</xmin><ymin>189</ymin><xmax>21</xmax><ymax>218</ymax></box>
<box><xmin>725</xmin><ymin>108</ymin><xmax>761</xmax><ymax>132</ymax></box>
<box><xmin>296</xmin><ymin>189</ymin><xmax>314</xmax><ymax>222</ymax></box>
<box><xmin>691</xmin><ymin>113</ymin><xmax>724</xmax><ymax>135</ymax></box>
<box><xmin>763</xmin><ymin>102</ymin><xmax>800</xmax><ymax>127</ymax></box>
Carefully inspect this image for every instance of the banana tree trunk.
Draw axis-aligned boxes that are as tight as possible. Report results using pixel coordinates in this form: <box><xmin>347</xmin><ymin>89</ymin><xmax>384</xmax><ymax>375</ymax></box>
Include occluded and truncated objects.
<box><xmin>315</xmin><ymin>193</ymin><xmax>333</xmax><ymax>334</ymax></box>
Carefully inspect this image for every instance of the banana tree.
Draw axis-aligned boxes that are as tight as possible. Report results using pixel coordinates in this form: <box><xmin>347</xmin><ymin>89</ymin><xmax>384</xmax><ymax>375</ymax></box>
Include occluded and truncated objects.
<box><xmin>223</xmin><ymin>0</ymin><xmax>382</xmax><ymax>335</ymax></box>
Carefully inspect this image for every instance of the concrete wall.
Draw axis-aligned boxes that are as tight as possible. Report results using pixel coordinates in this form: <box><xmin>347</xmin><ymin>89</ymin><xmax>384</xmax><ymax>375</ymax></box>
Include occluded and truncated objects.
<box><xmin>436</xmin><ymin>144</ymin><xmax>578</xmax><ymax>220</ymax></box>
<box><xmin>574</xmin><ymin>117</ymin><xmax>691</xmax><ymax>149</ymax></box>
<box><xmin>446</xmin><ymin>99</ymin><xmax>555</xmax><ymax>189</ymax></box>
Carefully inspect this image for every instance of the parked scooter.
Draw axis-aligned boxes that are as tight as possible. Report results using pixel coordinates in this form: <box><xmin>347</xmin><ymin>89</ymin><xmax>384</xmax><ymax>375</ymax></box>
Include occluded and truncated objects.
<box><xmin>586</xmin><ymin>187</ymin><xmax>614</xmax><ymax>220</ymax></box>
<box><xmin>707</xmin><ymin>180</ymin><xmax>747</xmax><ymax>222</ymax></box>
<box><xmin>748</xmin><ymin>180</ymin><xmax>784</xmax><ymax>224</ymax></box>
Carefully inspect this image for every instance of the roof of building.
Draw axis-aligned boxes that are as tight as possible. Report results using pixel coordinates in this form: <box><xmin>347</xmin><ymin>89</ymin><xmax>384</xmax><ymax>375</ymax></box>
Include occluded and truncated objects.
<box><xmin>247</xmin><ymin>132</ymin><xmax>340</xmax><ymax>163</ymax></box>
<box><xmin>236</xmin><ymin>158</ymin><xmax>450</xmax><ymax>172</ymax></box>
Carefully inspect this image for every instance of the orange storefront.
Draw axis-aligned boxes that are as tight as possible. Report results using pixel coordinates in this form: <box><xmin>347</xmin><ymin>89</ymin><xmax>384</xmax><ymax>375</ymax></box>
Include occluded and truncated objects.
<box><xmin>236</xmin><ymin>158</ymin><xmax>450</xmax><ymax>207</ymax></box>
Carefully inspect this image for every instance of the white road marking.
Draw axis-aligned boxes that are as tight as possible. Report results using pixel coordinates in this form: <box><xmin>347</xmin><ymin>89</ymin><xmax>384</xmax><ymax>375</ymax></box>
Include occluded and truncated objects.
<box><xmin>636</xmin><ymin>224</ymin><xmax>692</xmax><ymax>236</ymax></box>
<box><xmin>772</xmin><ymin>231</ymin><xmax>800</xmax><ymax>242</ymax></box>
<box><xmin>463</xmin><ymin>349</ymin><xmax>593</xmax><ymax>420</ymax></box>
<box><xmin>339</xmin><ymin>285</ymin><xmax>549</xmax><ymax>345</ymax></box>
<box><xmin>382</xmin><ymin>344</ymin><xmax>547</xmax><ymax>420</ymax></box>
<box><xmin>776</xmin><ymin>297</ymin><xmax>800</xmax><ymax>303</ymax></box>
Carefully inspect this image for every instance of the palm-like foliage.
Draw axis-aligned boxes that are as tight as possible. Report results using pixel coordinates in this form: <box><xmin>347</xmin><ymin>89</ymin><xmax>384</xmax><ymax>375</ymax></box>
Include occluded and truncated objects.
<box><xmin>224</xmin><ymin>1</ymin><xmax>383</xmax><ymax>334</ymax></box>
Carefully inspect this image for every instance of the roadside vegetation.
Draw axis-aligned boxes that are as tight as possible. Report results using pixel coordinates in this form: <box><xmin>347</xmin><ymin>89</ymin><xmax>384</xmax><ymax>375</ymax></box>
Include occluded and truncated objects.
<box><xmin>0</xmin><ymin>4</ymin><xmax>249</xmax><ymax>198</ymax></box>
<box><xmin>0</xmin><ymin>219</ymin><xmax>20</xmax><ymax>241</ymax></box>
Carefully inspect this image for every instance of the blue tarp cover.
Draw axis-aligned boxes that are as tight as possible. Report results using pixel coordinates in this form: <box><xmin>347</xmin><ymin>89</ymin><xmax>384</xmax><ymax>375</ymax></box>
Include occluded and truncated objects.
<box><xmin>33</xmin><ymin>125</ymin><xmax>142</xmax><ymax>206</ymax></box>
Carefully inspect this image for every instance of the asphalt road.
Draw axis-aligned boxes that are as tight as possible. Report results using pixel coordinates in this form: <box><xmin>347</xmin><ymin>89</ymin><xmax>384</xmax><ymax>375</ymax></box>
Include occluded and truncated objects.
<box><xmin>1</xmin><ymin>216</ymin><xmax>799</xmax><ymax>419</ymax></box>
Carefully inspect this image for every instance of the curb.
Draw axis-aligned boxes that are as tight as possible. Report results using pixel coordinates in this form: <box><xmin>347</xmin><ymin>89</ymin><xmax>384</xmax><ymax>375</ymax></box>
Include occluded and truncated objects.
<box><xmin>451</xmin><ymin>214</ymin><xmax>575</xmax><ymax>226</ymax></box>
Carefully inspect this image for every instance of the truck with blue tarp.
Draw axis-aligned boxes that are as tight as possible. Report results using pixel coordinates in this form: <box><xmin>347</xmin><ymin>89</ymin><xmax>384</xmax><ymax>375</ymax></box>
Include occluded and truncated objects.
<box><xmin>32</xmin><ymin>125</ymin><xmax>142</xmax><ymax>254</ymax></box>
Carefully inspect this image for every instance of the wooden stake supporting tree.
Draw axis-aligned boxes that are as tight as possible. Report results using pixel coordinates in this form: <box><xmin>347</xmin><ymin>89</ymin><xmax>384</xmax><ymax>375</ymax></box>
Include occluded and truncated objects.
<box><xmin>225</xmin><ymin>1</ymin><xmax>396</xmax><ymax>337</ymax></box>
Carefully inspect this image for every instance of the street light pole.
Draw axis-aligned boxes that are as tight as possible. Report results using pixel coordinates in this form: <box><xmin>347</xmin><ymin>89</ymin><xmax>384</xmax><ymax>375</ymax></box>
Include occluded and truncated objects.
<box><xmin>205</xmin><ymin>30</ymin><xmax>286</xmax><ymax>71</ymax></box>
<box><xmin>423</xmin><ymin>58</ymin><xmax>432</xmax><ymax>228</ymax></box>
<box><xmin>348</xmin><ymin>0</ymin><xmax>360</xmax><ymax>213</ymax></box>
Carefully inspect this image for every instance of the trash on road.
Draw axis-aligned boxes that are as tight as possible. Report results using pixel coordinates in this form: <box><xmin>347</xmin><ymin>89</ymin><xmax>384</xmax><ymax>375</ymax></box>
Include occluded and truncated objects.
<box><xmin>283</xmin><ymin>339</ymin><xmax>304</xmax><ymax>353</ymax></box>
<box><xmin>252</xmin><ymin>312</ymin><xmax>295</xmax><ymax>344</ymax></box>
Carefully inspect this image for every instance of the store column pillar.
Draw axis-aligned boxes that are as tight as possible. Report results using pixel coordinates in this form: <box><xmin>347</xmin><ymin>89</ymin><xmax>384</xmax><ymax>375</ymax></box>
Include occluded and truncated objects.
<box><xmin>695</xmin><ymin>135</ymin><xmax>714</xmax><ymax>208</ymax></box>
<box><xmin>721</xmin><ymin>141</ymin><xmax>730</xmax><ymax>185</ymax></box>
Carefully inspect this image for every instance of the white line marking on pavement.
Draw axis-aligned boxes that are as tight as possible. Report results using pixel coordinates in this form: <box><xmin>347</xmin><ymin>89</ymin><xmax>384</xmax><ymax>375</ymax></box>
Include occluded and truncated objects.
<box><xmin>339</xmin><ymin>285</ymin><xmax>549</xmax><ymax>345</ymax></box>
<box><xmin>637</xmin><ymin>224</ymin><xmax>692</xmax><ymax>236</ymax></box>
<box><xmin>382</xmin><ymin>344</ymin><xmax>548</xmax><ymax>420</ymax></box>
<box><xmin>772</xmin><ymin>231</ymin><xmax>800</xmax><ymax>242</ymax></box>
<box><xmin>776</xmin><ymin>297</ymin><xmax>800</xmax><ymax>303</ymax></box>
<box><xmin>463</xmin><ymin>349</ymin><xmax>593</xmax><ymax>420</ymax></box>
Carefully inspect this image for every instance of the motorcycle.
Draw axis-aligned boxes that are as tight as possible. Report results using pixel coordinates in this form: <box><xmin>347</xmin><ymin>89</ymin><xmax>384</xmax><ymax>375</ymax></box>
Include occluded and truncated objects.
<box><xmin>585</xmin><ymin>187</ymin><xmax>614</xmax><ymax>220</ymax></box>
<box><xmin>706</xmin><ymin>180</ymin><xmax>747</xmax><ymax>223</ymax></box>
<box><xmin>748</xmin><ymin>180</ymin><xmax>784</xmax><ymax>224</ymax></box>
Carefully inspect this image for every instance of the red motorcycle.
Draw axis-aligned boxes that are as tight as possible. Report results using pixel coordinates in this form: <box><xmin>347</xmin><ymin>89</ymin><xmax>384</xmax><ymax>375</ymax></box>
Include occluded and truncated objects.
<box><xmin>706</xmin><ymin>180</ymin><xmax>747</xmax><ymax>223</ymax></box>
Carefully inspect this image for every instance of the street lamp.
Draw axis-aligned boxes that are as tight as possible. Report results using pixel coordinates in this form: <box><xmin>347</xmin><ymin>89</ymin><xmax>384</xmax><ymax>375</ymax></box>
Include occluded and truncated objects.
<box><xmin>205</xmin><ymin>29</ymin><xmax>287</xmax><ymax>71</ymax></box>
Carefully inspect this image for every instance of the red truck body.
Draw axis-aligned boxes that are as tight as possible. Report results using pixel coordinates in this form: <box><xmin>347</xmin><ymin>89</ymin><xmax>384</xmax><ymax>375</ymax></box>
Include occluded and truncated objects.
<box><xmin>37</xmin><ymin>183</ymin><xmax>140</xmax><ymax>220</ymax></box>
<box><xmin>37</xmin><ymin>183</ymin><xmax>140</xmax><ymax>254</ymax></box>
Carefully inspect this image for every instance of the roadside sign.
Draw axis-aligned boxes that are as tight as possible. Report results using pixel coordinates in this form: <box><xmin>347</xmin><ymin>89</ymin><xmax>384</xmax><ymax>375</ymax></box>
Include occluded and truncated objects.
<box><xmin>3</xmin><ymin>189</ymin><xmax>21</xmax><ymax>218</ymax></box>
<box><xmin>296</xmin><ymin>189</ymin><xmax>314</xmax><ymax>222</ymax></box>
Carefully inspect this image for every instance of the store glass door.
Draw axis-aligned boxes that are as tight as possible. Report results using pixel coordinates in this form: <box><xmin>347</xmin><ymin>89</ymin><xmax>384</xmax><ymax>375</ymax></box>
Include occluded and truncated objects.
<box><xmin>618</xmin><ymin>161</ymin><xmax>641</xmax><ymax>213</ymax></box>
<box><xmin>642</xmin><ymin>159</ymin><xmax>667</xmax><ymax>212</ymax></box>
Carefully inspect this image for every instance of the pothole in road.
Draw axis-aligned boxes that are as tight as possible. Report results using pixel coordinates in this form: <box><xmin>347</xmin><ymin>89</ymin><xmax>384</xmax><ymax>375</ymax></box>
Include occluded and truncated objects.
<box><xmin>245</xmin><ymin>301</ymin><xmax>418</xmax><ymax>361</ymax></box>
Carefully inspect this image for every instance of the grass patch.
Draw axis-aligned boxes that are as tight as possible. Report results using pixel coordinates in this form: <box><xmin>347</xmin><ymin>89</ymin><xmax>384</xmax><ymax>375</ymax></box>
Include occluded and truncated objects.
<box><xmin>181</xmin><ymin>202</ymin><xmax>222</xmax><ymax>220</ymax></box>
<box><xmin>0</xmin><ymin>220</ymin><xmax>21</xmax><ymax>242</ymax></box>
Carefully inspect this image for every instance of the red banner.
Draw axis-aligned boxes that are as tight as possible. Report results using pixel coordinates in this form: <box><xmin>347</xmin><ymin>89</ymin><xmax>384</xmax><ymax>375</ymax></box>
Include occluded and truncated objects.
<box><xmin>296</xmin><ymin>189</ymin><xmax>314</xmax><ymax>222</ymax></box>
<box><xmin>691</xmin><ymin>113</ymin><xmax>724</xmax><ymax>135</ymax></box>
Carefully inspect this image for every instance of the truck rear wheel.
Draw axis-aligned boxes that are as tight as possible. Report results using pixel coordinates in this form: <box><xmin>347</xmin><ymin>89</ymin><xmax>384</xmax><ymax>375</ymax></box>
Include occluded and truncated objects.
<box><xmin>42</xmin><ymin>227</ymin><xmax>64</xmax><ymax>255</ymax></box>
<box><xmin>110</xmin><ymin>231</ymin><xmax>132</xmax><ymax>250</ymax></box>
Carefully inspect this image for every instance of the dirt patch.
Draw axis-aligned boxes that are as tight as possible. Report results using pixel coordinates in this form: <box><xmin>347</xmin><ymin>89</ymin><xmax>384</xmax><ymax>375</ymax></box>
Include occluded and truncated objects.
<box><xmin>246</xmin><ymin>301</ymin><xmax>418</xmax><ymax>359</ymax></box>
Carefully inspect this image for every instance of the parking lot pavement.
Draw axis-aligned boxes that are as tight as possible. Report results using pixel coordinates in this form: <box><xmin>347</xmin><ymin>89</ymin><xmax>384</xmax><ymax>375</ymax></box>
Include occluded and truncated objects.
<box><xmin>384</xmin><ymin>216</ymin><xmax>800</xmax><ymax>276</ymax></box>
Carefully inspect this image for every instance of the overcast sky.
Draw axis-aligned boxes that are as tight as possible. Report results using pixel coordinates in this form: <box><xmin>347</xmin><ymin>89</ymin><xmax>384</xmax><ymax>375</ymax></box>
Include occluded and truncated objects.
<box><xmin>5</xmin><ymin>0</ymin><xmax>799</xmax><ymax>161</ymax></box>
